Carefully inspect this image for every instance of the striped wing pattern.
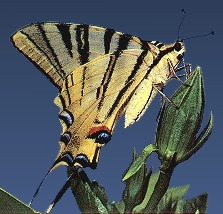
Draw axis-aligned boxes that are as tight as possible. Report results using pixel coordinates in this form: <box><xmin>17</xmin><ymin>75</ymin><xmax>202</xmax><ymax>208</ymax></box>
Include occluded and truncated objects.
<box><xmin>11</xmin><ymin>23</ymin><xmax>154</xmax><ymax>89</ymax></box>
<box><xmin>11</xmin><ymin>23</ymin><xmax>185</xmax><ymax>170</ymax></box>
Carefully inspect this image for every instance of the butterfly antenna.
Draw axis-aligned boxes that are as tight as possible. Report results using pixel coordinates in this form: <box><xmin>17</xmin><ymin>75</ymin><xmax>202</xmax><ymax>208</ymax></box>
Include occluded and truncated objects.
<box><xmin>177</xmin><ymin>9</ymin><xmax>186</xmax><ymax>40</ymax></box>
<box><xmin>29</xmin><ymin>169</ymin><xmax>51</xmax><ymax>206</ymax></box>
<box><xmin>45</xmin><ymin>166</ymin><xmax>81</xmax><ymax>214</ymax></box>
<box><xmin>182</xmin><ymin>31</ymin><xmax>215</xmax><ymax>41</ymax></box>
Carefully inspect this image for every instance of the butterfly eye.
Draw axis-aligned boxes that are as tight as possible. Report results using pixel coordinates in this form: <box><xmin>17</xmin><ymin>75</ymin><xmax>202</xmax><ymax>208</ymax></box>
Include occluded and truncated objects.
<box><xmin>96</xmin><ymin>132</ymin><xmax>111</xmax><ymax>144</ymax></box>
<box><xmin>174</xmin><ymin>42</ymin><xmax>182</xmax><ymax>52</ymax></box>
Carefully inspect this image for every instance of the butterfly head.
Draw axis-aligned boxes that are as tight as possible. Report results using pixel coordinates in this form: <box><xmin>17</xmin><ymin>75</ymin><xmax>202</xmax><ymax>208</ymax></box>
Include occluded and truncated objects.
<box><xmin>174</xmin><ymin>40</ymin><xmax>185</xmax><ymax>59</ymax></box>
<box><xmin>161</xmin><ymin>40</ymin><xmax>185</xmax><ymax>68</ymax></box>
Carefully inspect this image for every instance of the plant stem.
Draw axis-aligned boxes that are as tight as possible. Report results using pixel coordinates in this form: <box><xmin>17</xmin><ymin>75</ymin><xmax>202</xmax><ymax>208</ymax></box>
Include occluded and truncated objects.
<box><xmin>144</xmin><ymin>169</ymin><xmax>173</xmax><ymax>213</ymax></box>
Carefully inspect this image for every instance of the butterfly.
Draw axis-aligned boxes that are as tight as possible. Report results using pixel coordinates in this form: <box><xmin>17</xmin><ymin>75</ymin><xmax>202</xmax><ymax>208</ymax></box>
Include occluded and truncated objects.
<box><xmin>11</xmin><ymin>23</ymin><xmax>185</xmax><ymax>209</ymax></box>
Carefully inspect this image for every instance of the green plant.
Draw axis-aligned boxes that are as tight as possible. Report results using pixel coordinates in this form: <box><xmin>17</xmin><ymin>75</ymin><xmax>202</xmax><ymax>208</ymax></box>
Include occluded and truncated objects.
<box><xmin>68</xmin><ymin>66</ymin><xmax>213</xmax><ymax>214</ymax></box>
<box><xmin>0</xmin><ymin>67</ymin><xmax>213</xmax><ymax>214</ymax></box>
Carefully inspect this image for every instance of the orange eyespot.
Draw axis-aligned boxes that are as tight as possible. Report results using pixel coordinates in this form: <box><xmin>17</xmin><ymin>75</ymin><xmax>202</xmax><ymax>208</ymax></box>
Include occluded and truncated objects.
<box><xmin>88</xmin><ymin>126</ymin><xmax>111</xmax><ymax>136</ymax></box>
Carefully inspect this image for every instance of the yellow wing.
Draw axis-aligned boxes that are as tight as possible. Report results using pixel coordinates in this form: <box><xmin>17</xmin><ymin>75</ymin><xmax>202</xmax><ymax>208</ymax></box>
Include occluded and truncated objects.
<box><xmin>11</xmin><ymin>22</ymin><xmax>185</xmax><ymax>170</ymax></box>
<box><xmin>11</xmin><ymin>22</ymin><xmax>154</xmax><ymax>90</ymax></box>
<box><xmin>52</xmin><ymin>48</ymin><xmax>157</xmax><ymax>169</ymax></box>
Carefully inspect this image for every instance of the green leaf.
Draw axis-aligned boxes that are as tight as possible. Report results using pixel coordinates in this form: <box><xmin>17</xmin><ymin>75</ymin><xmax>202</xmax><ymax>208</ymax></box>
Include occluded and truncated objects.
<box><xmin>0</xmin><ymin>188</ymin><xmax>40</xmax><ymax>214</ymax></box>
<box><xmin>69</xmin><ymin>170</ymin><xmax>109</xmax><ymax>214</ymax></box>
<box><xmin>122</xmin><ymin>162</ymin><xmax>147</xmax><ymax>213</ymax></box>
<box><xmin>156</xmin><ymin>195</ymin><xmax>178</xmax><ymax>214</ymax></box>
<box><xmin>122</xmin><ymin>144</ymin><xmax>157</xmax><ymax>181</ymax></box>
<box><xmin>155</xmin><ymin>185</ymin><xmax>190</xmax><ymax>213</ymax></box>
<box><xmin>132</xmin><ymin>172</ymin><xmax>159</xmax><ymax>213</ymax></box>
<box><xmin>175</xmin><ymin>193</ymin><xmax>208</xmax><ymax>214</ymax></box>
<box><xmin>180</xmin><ymin>112</ymin><xmax>213</xmax><ymax>163</ymax></box>
<box><xmin>91</xmin><ymin>181</ymin><xmax>112</xmax><ymax>212</ymax></box>
<box><xmin>111</xmin><ymin>201</ymin><xmax>125</xmax><ymax>214</ymax></box>
<box><xmin>165</xmin><ymin>184</ymin><xmax>190</xmax><ymax>200</ymax></box>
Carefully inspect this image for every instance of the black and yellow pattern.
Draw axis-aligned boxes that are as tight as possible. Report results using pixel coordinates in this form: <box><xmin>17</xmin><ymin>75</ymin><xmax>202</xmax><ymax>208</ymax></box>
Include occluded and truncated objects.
<box><xmin>11</xmin><ymin>22</ymin><xmax>185</xmax><ymax>170</ymax></box>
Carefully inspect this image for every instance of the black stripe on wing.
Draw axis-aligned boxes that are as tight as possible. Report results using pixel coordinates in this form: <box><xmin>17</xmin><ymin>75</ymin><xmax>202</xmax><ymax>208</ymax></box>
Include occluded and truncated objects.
<box><xmin>64</xmin><ymin>78</ymin><xmax>71</xmax><ymax>105</ymax></box>
<box><xmin>11</xmin><ymin>30</ymin><xmax>63</xmax><ymax>87</ymax></box>
<box><xmin>134</xmin><ymin>86</ymin><xmax>154</xmax><ymax>122</ymax></box>
<box><xmin>37</xmin><ymin>23</ymin><xmax>66</xmax><ymax>77</ymax></box>
<box><xmin>114</xmin><ymin>33</ymin><xmax>133</xmax><ymax>57</ymax></box>
<box><xmin>145</xmin><ymin>45</ymin><xmax>176</xmax><ymax>78</ymax></box>
<box><xmin>107</xmin><ymin>41</ymin><xmax>150</xmax><ymax>117</ymax></box>
<box><xmin>97</xmin><ymin>33</ymin><xmax>133</xmax><ymax>109</ymax></box>
<box><xmin>104</xmin><ymin>28</ymin><xmax>116</xmax><ymax>54</ymax></box>
<box><xmin>56</xmin><ymin>24</ymin><xmax>73</xmax><ymax>58</ymax></box>
<box><xmin>96</xmin><ymin>55</ymin><xmax>115</xmax><ymax>100</ymax></box>
<box><xmin>58</xmin><ymin>94</ymin><xmax>66</xmax><ymax>109</ymax></box>
<box><xmin>80</xmin><ymin>66</ymin><xmax>87</xmax><ymax>104</ymax></box>
<box><xmin>75</xmin><ymin>24</ymin><xmax>90</xmax><ymax>65</ymax></box>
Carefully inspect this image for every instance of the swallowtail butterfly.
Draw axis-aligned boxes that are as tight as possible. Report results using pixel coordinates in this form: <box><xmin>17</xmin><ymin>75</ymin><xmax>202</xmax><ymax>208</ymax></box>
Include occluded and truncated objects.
<box><xmin>11</xmin><ymin>23</ymin><xmax>185</xmax><ymax>170</ymax></box>
<box><xmin>11</xmin><ymin>23</ymin><xmax>185</xmax><ymax>211</ymax></box>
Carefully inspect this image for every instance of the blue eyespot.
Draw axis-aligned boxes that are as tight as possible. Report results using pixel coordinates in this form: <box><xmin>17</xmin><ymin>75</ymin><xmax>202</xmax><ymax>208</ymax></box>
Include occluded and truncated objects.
<box><xmin>60</xmin><ymin>132</ymin><xmax>71</xmax><ymax>145</ymax></box>
<box><xmin>96</xmin><ymin>132</ymin><xmax>111</xmax><ymax>144</ymax></box>
<box><xmin>59</xmin><ymin>110</ymin><xmax>74</xmax><ymax>127</ymax></box>
<box><xmin>75</xmin><ymin>154</ymin><xmax>90</xmax><ymax>168</ymax></box>
<box><xmin>88</xmin><ymin>130</ymin><xmax>111</xmax><ymax>145</ymax></box>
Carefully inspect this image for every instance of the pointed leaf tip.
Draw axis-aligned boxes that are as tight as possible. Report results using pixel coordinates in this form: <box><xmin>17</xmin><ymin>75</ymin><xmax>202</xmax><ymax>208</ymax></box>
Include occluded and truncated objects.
<box><xmin>122</xmin><ymin>144</ymin><xmax>157</xmax><ymax>181</ymax></box>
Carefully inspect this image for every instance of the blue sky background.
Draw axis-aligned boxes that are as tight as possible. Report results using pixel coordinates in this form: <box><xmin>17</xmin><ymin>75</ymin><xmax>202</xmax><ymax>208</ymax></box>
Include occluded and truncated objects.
<box><xmin>0</xmin><ymin>1</ymin><xmax>222</xmax><ymax>213</ymax></box>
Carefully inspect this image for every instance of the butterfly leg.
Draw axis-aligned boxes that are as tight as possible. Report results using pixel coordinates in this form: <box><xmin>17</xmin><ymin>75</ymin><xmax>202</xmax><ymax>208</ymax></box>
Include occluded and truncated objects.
<box><xmin>174</xmin><ymin>62</ymin><xmax>192</xmax><ymax>78</ymax></box>
<box><xmin>167</xmin><ymin>59</ymin><xmax>191</xmax><ymax>86</ymax></box>
<box><xmin>156</xmin><ymin>97</ymin><xmax>167</xmax><ymax>124</ymax></box>
<box><xmin>167</xmin><ymin>58</ymin><xmax>185</xmax><ymax>83</ymax></box>
<box><xmin>152</xmin><ymin>83</ymin><xmax>178</xmax><ymax>109</ymax></box>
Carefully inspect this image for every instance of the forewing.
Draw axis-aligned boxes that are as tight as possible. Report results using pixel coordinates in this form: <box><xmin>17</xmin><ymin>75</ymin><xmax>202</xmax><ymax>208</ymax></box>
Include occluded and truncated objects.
<box><xmin>11</xmin><ymin>23</ymin><xmax>146</xmax><ymax>89</ymax></box>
